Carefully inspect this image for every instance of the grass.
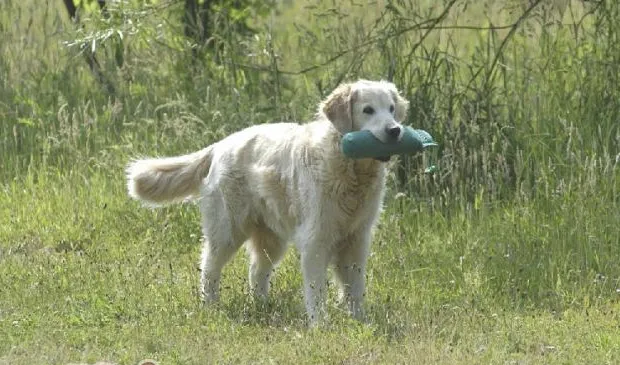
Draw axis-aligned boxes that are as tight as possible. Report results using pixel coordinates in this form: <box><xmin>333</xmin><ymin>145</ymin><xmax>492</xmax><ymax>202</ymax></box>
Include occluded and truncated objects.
<box><xmin>2</xmin><ymin>171</ymin><xmax>619</xmax><ymax>364</ymax></box>
<box><xmin>1</xmin><ymin>0</ymin><xmax>620</xmax><ymax>364</ymax></box>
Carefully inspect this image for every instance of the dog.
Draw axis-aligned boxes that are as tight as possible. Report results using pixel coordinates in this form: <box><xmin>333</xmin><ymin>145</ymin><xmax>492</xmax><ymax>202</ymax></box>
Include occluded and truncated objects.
<box><xmin>125</xmin><ymin>79</ymin><xmax>409</xmax><ymax>325</ymax></box>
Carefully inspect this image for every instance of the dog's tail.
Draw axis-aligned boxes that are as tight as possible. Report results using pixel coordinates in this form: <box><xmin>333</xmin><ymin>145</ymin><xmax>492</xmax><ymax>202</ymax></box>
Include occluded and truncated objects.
<box><xmin>126</xmin><ymin>146</ymin><xmax>214</xmax><ymax>206</ymax></box>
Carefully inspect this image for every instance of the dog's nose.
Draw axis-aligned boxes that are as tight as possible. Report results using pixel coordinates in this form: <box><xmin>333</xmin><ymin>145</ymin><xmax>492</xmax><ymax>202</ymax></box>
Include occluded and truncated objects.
<box><xmin>386</xmin><ymin>125</ymin><xmax>401</xmax><ymax>139</ymax></box>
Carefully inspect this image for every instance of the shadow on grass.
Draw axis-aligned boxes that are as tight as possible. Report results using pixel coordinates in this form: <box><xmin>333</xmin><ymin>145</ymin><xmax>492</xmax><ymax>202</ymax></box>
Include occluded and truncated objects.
<box><xmin>198</xmin><ymin>282</ymin><xmax>419</xmax><ymax>339</ymax></box>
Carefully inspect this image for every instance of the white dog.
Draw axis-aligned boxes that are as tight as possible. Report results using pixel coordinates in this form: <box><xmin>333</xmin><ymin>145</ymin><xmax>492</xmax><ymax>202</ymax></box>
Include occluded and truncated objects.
<box><xmin>126</xmin><ymin>79</ymin><xmax>409</xmax><ymax>325</ymax></box>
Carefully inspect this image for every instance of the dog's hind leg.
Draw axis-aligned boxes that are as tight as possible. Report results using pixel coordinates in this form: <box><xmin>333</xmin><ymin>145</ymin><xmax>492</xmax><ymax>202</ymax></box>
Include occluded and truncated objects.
<box><xmin>200</xmin><ymin>235</ymin><xmax>243</xmax><ymax>303</ymax></box>
<box><xmin>198</xmin><ymin>193</ymin><xmax>245</xmax><ymax>304</ymax></box>
<box><xmin>246</xmin><ymin>226</ymin><xmax>287</xmax><ymax>299</ymax></box>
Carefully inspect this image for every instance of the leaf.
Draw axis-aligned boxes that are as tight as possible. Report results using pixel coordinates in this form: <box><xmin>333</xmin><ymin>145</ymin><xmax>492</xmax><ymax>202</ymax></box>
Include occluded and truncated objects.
<box><xmin>17</xmin><ymin>118</ymin><xmax>35</xmax><ymax>127</ymax></box>
<box><xmin>115</xmin><ymin>38</ymin><xmax>124</xmax><ymax>67</ymax></box>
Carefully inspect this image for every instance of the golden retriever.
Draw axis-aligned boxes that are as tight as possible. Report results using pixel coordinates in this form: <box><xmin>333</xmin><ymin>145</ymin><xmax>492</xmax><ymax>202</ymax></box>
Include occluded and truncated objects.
<box><xmin>126</xmin><ymin>79</ymin><xmax>409</xmax><ymax>325</ymax></box>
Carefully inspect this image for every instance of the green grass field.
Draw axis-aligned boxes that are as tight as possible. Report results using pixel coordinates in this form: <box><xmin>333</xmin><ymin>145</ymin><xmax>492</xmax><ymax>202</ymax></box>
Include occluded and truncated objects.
<box><xmin>1</xmin><ymin>0</ymin><xmax>620</xmax><ymax>364</ymax></box>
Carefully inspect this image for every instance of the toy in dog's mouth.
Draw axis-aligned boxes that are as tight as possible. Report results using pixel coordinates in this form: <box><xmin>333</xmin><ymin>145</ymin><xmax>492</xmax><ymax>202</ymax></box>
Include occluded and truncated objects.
<box><xmin>341</xmin><ymin>127</ymin><xmax>438</xmax><ymax>170</ymax></box>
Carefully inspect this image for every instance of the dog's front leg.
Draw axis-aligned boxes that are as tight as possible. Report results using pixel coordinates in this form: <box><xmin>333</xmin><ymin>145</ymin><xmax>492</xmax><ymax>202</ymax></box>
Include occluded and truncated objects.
<box><xmin>298</xmin><ymin>237</ymin><xmax>331</xmax><ymax>326</ymax></box>
<box><xmin>334</xmin><ymin>229</ymin><xmax>372</xmax><ymax>321</ymax></box>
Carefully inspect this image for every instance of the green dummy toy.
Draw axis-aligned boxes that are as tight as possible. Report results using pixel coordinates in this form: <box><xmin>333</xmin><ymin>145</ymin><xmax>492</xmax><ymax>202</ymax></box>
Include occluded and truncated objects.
<box><xmin>340</xmin><ymin>126</ymin><xmax>438</xmax><ymax>173</ymax></box>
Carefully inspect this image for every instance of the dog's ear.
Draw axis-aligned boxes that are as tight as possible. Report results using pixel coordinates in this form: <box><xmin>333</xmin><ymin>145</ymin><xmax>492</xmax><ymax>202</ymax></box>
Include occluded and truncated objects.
<box><xmin>390</xmin><ymin>88</ymin><xmax>410</xmax><ymax>123</ymax></box>
<box><xmin>321</xmin><ymin>83</ymin><xmax>354</xmax><ymax>134</ymax></box>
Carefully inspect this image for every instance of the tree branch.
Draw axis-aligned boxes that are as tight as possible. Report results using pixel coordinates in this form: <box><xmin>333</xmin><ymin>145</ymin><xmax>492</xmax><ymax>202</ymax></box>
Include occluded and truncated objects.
<box><xmin>62</xmin><ymin>0</ymin><xmax>116</xmax><ymax>95</ymax></box>
<box><xmin>226</xmin><ymin>0</ymin><xmax>549</xmax><ymax>77</ymax></box>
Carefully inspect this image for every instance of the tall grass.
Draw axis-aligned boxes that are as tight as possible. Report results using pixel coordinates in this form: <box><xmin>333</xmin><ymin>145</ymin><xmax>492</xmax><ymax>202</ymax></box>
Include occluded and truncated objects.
<box><xmin>3</xmin><ymin>1</ymin><xmax>617</xmax><ymax>196</ymax></box>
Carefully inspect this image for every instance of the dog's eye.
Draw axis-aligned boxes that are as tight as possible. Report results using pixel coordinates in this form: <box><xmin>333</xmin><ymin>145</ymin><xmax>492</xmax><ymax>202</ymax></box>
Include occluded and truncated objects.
<box><xmin>363</xmin><ymin>106</ymin><xmax>375</xmax><ymax>115</ymax></box>
<box><xmin>389</xmin><ymin>105</ymin><xmax>395</xmax><ymax>113</ymax></box>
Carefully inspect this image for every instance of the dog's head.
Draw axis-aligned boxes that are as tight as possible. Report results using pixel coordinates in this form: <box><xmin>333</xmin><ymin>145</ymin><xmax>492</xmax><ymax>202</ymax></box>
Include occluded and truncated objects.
<box><xmin>320</xmin><ymin>79</ymin><xmax>409</xmax><ymax>143</ymax></box>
